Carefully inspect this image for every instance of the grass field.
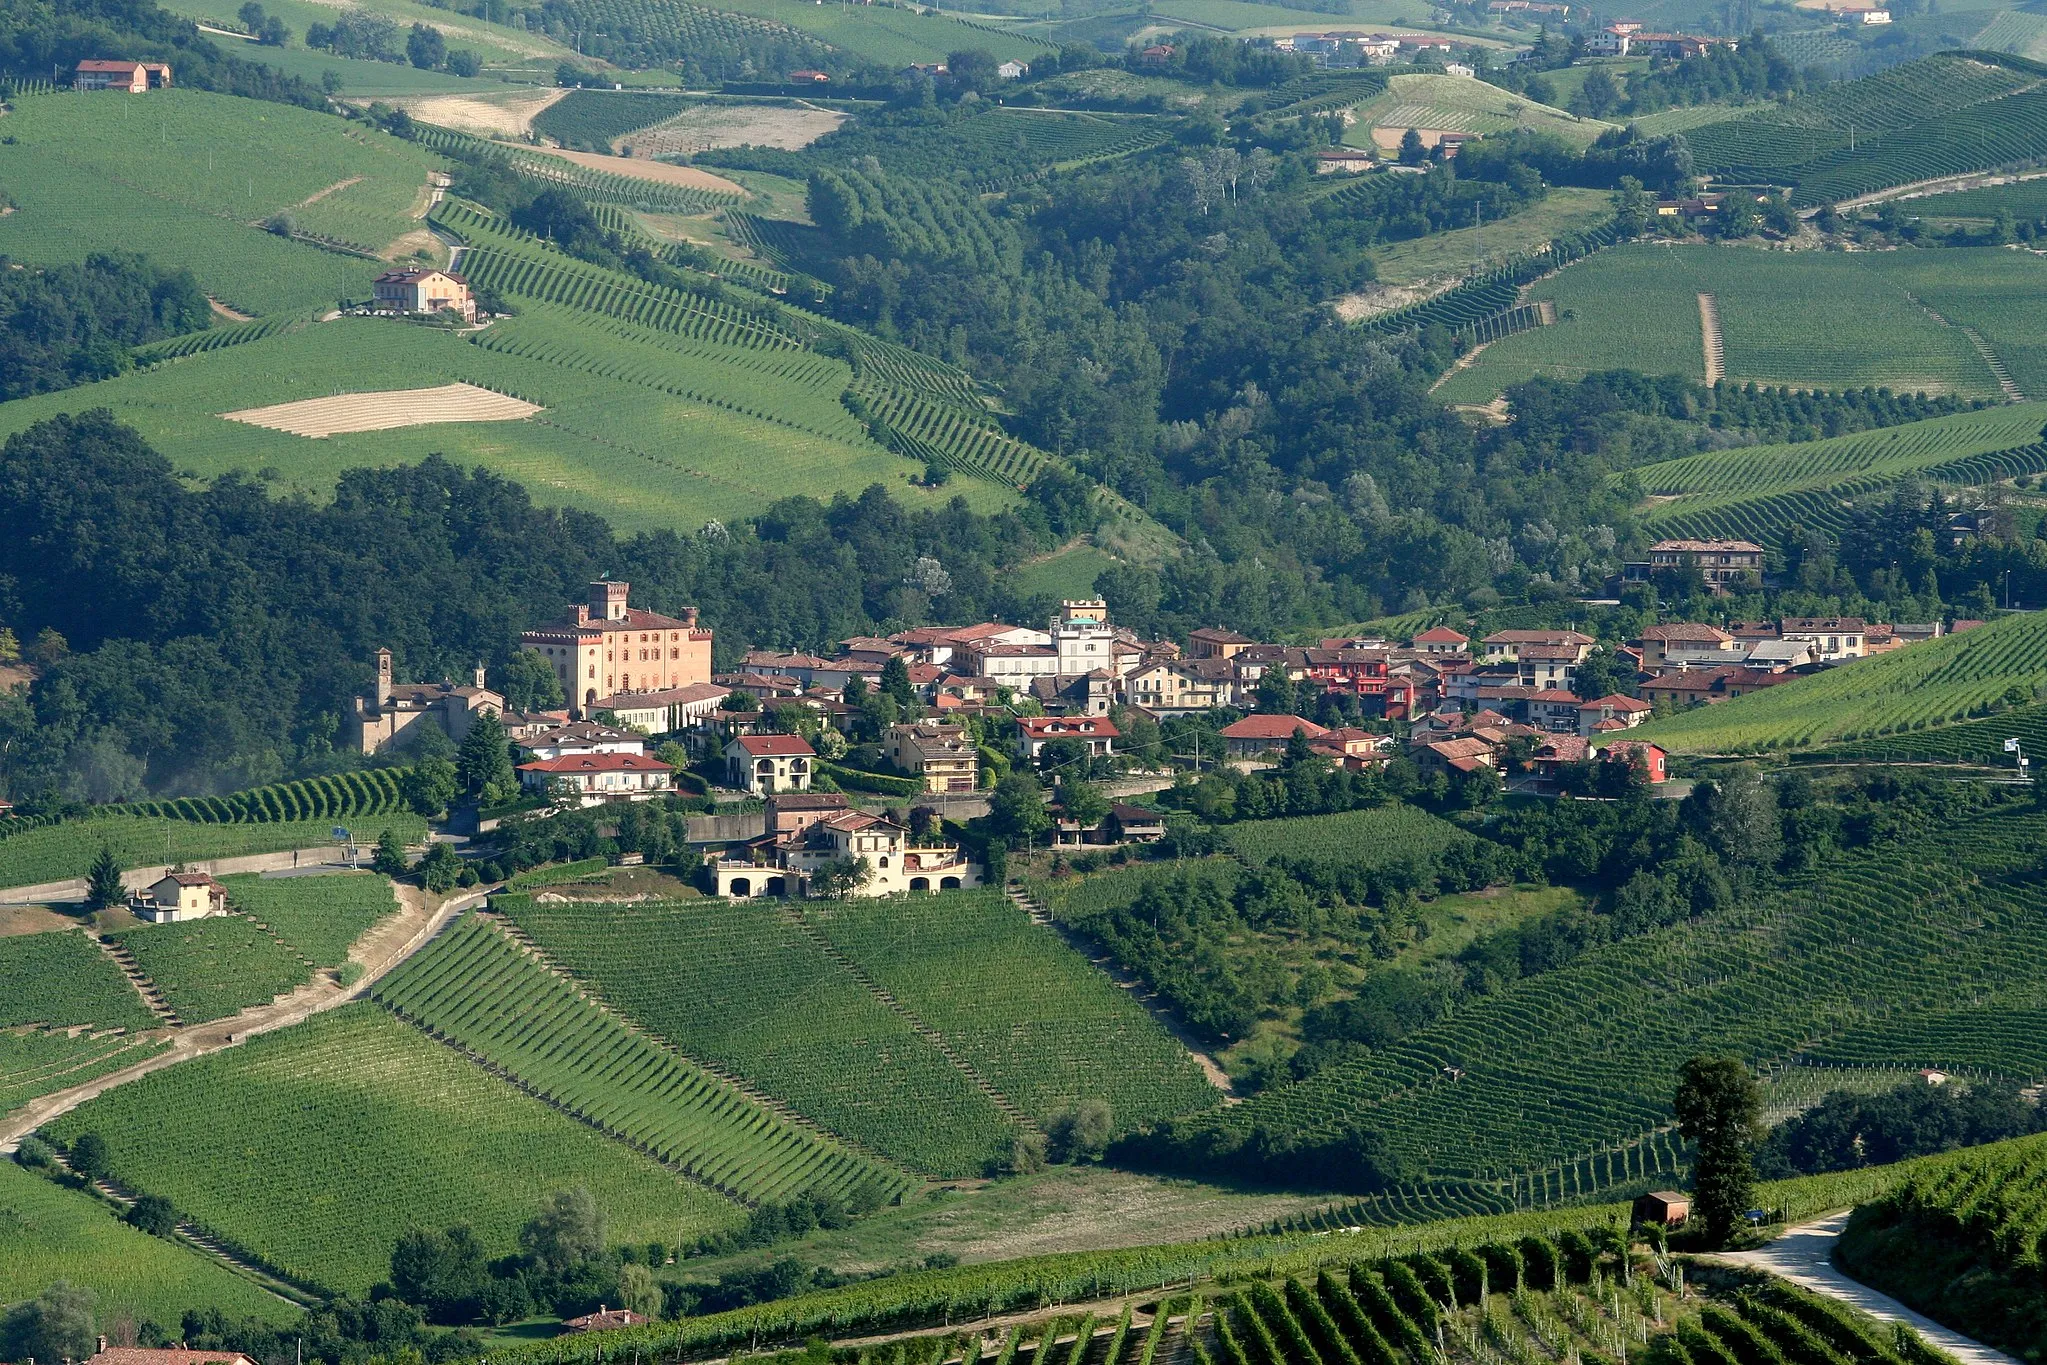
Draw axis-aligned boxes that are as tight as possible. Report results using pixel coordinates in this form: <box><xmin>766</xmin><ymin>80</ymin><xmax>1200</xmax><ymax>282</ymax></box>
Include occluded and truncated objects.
<box><xmin>1343</xmin><ymin>74</ymin><xmax>1613</xmax><ymax>151</ymax></box>
<box><xmin>799</xmin><ymin>890</ymin><xmax>1221</xmax><ymax>1129</ymax></box>
<box><xmin>1008</xmin><ymin>544</ymin><xmax>1122</xmax><ymax>602</ymax></box>
<box><xmin>371</xmin><ymin>912</ymin><xmax>916</xmax><ymax>1205</ymax></box>
<box><xmin>111</xmin><ymin>916</ymin><xmax>313</xmax><ymax>1024</ymax></box>
<box><xmin>1367</xmin><ymin>188</ymin><xmax>1615</xmax><ymax>286</ymax></box>
<box><xmin>0</xmin><ymin>814</ymin><xmax>427</xmax><ymax>892</ymax></box>
<box><xmin>0</xmin><ymin>89</ymin><xmax>444</xmax><ymax>313</ymax></box>
<box><xmin>1626</xmin><ymin>402</ymin><xmax>2047</xmax><ymax>544</ymax></box>
<box><xmin>1435</xmin><ymin>244</ymin><xmax>2047</xmax><ymax>403</ymax></box>
<box><xmin>500</xmin><ymin>896</ymin><xmax>1021</xmax><ymax>1177</ymax></box>
<box><xmin>0</xmin><ymin>1159</ymin><xmax>296</xmax><ymax>1326</ymax></box>
<box><xmin>203</xmin><ymin>38</ymin><xmax>500</xmax><ymax>95</ymax></box>
<box><xmin>1623</xmin><ymin>610</ymin><xmax>2047</xmax><ymax>754</ymax></box>
<box><xmin>44</xmin><ymin>1005</ymin><xmax>741</xmax><ymax>1295</ymax></box>
<box><xmin>166</xmin><ymin>0</ymin><xmax>579</xmax><ymax>70</ymax></box>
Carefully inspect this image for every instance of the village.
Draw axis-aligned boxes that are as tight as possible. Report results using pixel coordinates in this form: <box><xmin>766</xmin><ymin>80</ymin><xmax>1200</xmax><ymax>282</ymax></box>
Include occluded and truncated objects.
<box><xmin>318</xmin><ymin>537</ymin><xmax>1978</xmax><ymax>901</ymax></box>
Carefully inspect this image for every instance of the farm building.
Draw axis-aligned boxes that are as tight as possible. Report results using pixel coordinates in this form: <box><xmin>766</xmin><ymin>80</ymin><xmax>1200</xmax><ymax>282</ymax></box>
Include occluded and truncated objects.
<box><xmin>1634</xmin><ymin>1190</ymin><xmax>1690</xmax><ymax>1225</ymax></box>
<box><xmin>372</xmin><ymin>268</ymin><xmax>476</xmax><ymax>322</ymax></box>
<box><xmin>73</xmin><ymin>59</ymin><xmax>171</xmax><ymax>91</ymax></box>
<box><xmin>1317</xmin><ymin>149</ymin><xmax>1378</xmax><ymax>174</ymax></box>
<box><xmin>352</xmin><ymin>651</ymin><xmax>505</xmax><ymax>755</ymax></box>
<box><xmin>129</xmin><ymin>871</ymin><xmax>229</xmax><ymax>924</ymax></box>
<box><xmin>562</xmin><ymin>1307</ymin><xmax>649</xmax><ymax>1334</ymax></box>
<box><xmin>88</xmin><ymin>1348</ymin><xmax>257</xmax><ymax>1365</ymax></box>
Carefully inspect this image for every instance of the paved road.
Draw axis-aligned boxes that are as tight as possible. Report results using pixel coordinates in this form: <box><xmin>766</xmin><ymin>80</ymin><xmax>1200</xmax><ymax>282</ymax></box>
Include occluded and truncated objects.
<box><xmin>1714</xmin><ymin>1214</ymin><xmax>2021</xmax><ymax>1365</ymax></box>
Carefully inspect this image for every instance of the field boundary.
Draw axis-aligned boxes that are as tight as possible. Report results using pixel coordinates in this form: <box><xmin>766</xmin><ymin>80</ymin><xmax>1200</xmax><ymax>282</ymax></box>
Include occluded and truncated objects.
<box><xmin>1698</xmin><ymin>292</ymin><xmax>1725</xmax><ymax>387</ymax></box>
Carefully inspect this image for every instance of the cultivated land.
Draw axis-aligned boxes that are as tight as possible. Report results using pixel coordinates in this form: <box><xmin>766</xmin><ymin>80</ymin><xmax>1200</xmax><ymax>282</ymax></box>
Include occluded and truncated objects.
<box><xmin>1343</xmin><ymin>74</ymin><xmax>1614</xmax><ymax>151</ymax></box>
<box><xmin>1435</xmin><ymin>245</ymin><xmax>2047</xmax><ymax>403</ymax></box>
<box><xmin>1624</xmin><ymin>402</ymin><xmax>2047</xmax><ymax>544</ymax></box>
<box><xmin>1365</xmin><ymin>188</ymin><xmax>1616</xmax><ymax>287</ymax></box>
<box><xmin>0</xmin><ymin>813</ymin><xmax>429</xmax><ymax>891</ymax></box>
<box><xmin>1625</xmin><ymin>609</ymin><xmax>2047</xmax><ymax>754</ymax></box>
<box><xmin>0</xmin><ymin>88</ymin><xmax>446</xmax><ymax>313</ymax></box>
<box><xmin>223</xmin><ymin>382</ymin><xmax>545</xmax><ymax>437</ymax></box>
<box><xmin>165</xmin><ymin>0</ymin><xmax>583</xmax><ymax>69</ymax></box>
<box><xmin>0</xmin><ymin>1159</ymin><xmax>296</xmax><ymax>1327</ymax></box>
<box><xmin>44</xmin><ymin>1005</ymin><xmax>742</xmax><ymax>1296</ymax></box>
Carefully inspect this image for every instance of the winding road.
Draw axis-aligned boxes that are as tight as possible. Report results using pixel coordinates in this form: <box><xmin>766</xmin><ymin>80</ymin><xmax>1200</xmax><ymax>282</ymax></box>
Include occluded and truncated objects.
<box><xmin>1711</xmin><ymin>1214</ymin><xmax>2020</xmax><ymax>1365</ymax></box>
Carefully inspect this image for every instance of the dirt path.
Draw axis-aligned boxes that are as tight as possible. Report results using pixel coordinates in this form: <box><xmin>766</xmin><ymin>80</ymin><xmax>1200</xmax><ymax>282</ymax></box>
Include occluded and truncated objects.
<box><xmin>1710</xmin><ymin>1214</ymin><xmax>2021</xmax><ymax>1365</ymax></box>
<box><xmin>208</xmin><ymin>296</ymin><xmax>254</xmax><ymax>323</ymax></box>
<box><xmin>1820</xmin><ymin>166</ymin><xmax>2047</xmax><ymax>216</ymax></box>
<box><xmin>1697</xmin><ymin>292</ymin><xmax>1725</xmax><ymax>387</ymax></box>
<box><xmin>0</xmin><ymin>884</ymin><xmax>480</xmax><ymax>1153</ymax></box>
<box><xmin>296</xmin><ymin>175</ymin><xmax>363</xmax><ymax>208</ymax></box>
<box><xmin>1905</xmin><ymin>292</ymin><xmax>2024</xmax><ymax>401</ymax></box>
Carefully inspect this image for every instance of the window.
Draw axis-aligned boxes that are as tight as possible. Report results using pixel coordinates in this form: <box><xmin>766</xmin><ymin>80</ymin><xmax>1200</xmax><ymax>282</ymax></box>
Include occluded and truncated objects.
<box><xmin>588</xmin><ymin>666</ymin><xmax>596</xmax><ymax>679</ymax></box>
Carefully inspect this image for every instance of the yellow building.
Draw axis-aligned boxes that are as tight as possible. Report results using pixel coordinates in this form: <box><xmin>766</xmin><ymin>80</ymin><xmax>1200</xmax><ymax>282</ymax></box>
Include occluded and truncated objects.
<box><xmin>884</xmin><ymin>722</ymin><xmax>979</xmax><ymax>793</ymax></box>
<box><xmin>522</xmin><ymin>581</ymin><xmax>713</xmax><ymax>718</ymax></box>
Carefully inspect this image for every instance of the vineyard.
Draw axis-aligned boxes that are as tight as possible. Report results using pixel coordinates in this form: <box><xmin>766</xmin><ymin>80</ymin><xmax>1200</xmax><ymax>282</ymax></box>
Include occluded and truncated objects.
<box><xmin>1346</xmin><ymin>74</ymin><xmax>1615</xmax><ymax>150</ymax></box>
<box><xmin>0</xmin><ymin>928</ymin><xmax>158</xmax><ymax>1032</ymax></box>
<box><xmin>416</xmin><ymin>129</ymin><xmax>744</xmax><ymax>215</ymax></box>
<box><xmin>1808</xmin><ymin>698</ymin><xmax>2047</xmax><ymax>765</ymax></box>
<box><xmin>115</xmin><ymin>767</ymin><xmax>414</xmax><ymax>827</ymax></box>
<box><xmin>531</xmin><ymin>90</ymin><xmax>699</xmax><ymax>149</ymax></box>
<box><xmin>1627</xmin><ymin>610</ymin><xmax>2047</xmax><ymax>754</ymax></box>
<box><xmin>798</xmin><ymin>890</ymin><xmax>1222</xmax><ymax>1128</ymax></box>
<box><xmin>42</xmin><ymin>1005</ymin><xmax>740</xmax><ymax>1295</ymax></box>
<box><xmin>1837</xmin><ymin>1131</ymin><xmax>2047</xmax><ymax>1361</ymax></box>
<box><xmin>855</xmin><ymin>382</ymin><xmax>1052</xmax><ymax>488</ymax></box>
<box><xmin>224</xmin><ymin>871</ymin><xmax>397</xmax><ymax>968</ymax></box>
<box><xmin>1438</xmin><ymin>244</ymin><xmax>2043</xmax><ymax>405</ymax></box>
<box><xmin>1165</xmin><ymin>803</ymin><xmax>2047</xmax><ymax>1191</ymax></box>
<box><xmin>0</xmin><ymin>1159</ymin><xmax>293</xmax><ymax>1327</ymax></box>
<box><xmin>1224</xmin><ymin>807</ymin><xmax>1475</xmax><ymax>869</ymax></box>
<box><xmin>1804</xmin><ymin>999</ymin><xmax>2047</xmax><ymax>1078</ymax></box>
<box><xmin>110</xmin><ymin>915</ymin><xmax>314</xmax><ymax>1024</ymax></box>
<box><xmin>0</xmin><ymin>1028</ymin><xmax>166</xmax><ymax>1117</ymax></box>
<box><xmin>1031</xmin><ymin>856</ymin><xmax>1247</xmax><ymax>924</ymax></box>
<box><xmin>371</xmin><ymin>911</ymin><xmax>915</xmax><ymax>1205</ymax></box>
<box><xmin>1625</xmin><ymin>403</ymin><xmax>2047</xmax><ymax>544</ymax></box>
<box><xmin>540</xmin><ymin>0</ymin><xmax>1048</xmax><ymax>68</ymax></box>
<box><xmin>498</xmin><ymin>895</ymin><xmax>1021</xmax><ymax>1176</ymax></box>
<box><xmin>1904</xmin><ymin>176</ymin><xmax>2047</xmax><ymax>221</ymax></box>
<box><xmin>0</xmin><ymin>813</ymin><xmax>429</xmax><ymax>891</ymax></box>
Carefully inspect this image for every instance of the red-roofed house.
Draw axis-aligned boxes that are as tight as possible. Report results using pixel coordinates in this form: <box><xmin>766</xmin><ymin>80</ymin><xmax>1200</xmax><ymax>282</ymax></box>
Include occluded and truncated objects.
<box><xmin>129</xmin><ymin>872</ymin><xmax>229</xmax><ymax>923</ymax></box>
<box><xmin>1414</xmin><ymin>735</ymin><xmax>1498</xmax><ymax>774</ymax></box>
<box><xmin>562</xmin><ymin>1307</ymin><xmax>651</xmax><ymax>1334</ymax></box>
<box><xmin>74</xmin><ymin>59</ymin><xmax>170</xmax><ymax>91</ymax></box>
<box><xmin>88</xmin><ymin>1347</ymin><xmax>256</xmax><ymax>1365</ymax></box>
<box><xmin>1527</xmin><ymin>689</ymin><xmax>1584</xmax><ymax>733</ymax></box>
<box><xmin>1601</xmin><ymin>741</ymin><xmax>1669</xmax><ymax>783</ymax></box>
<box><xmin>1632</xmin><ymin>623</ymin><xmax>1739</xmax><ymax>670</ymax></box>
<box><xmin>724</xmin><ymin>733</ymin><xmax>815</xmax><ymax>794</ymax></box>
<box><xmin>1577</xmin><ymin>694</ymin><xmax>1652</xmax><ymax>736</ymax></box>
<box><xmin>518</xmin><ymin>751</ymin><xmax>675</xmax><ymax>804</ymax></box>
<box><xmin>1016</xmin><ymin>715</ymin><xmax>1118</xmax><ymax>760</ymax></box>
<box><xmin>1412</xmin><ymin>625</ymin><xmax>1470</xmax><ymax>655</ymax></box>
<box><xmin>373</xmin><ymin>268</ymin><xmax>474</xmax><ymax>322</ymax></box>
<box><xmin>1219</xmin><ymin>714</ymin><xmax>1328</xmax><ymax>757</ymax></box>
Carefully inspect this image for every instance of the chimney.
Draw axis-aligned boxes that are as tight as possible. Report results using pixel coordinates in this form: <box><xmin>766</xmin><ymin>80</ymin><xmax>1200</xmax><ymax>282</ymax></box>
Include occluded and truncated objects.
<box><xmin>590</xmin><ymin>580</ymin><xmax>630</xmax><ymax>622</ymax></box>
<box><xmin>374</xmin><ymin>647</ymin><xmax>392</xmax><ymax>708</ymax></box>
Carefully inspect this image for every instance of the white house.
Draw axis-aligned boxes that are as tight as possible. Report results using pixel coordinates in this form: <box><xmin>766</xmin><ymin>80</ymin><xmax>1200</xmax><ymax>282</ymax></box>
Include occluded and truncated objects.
<box><xmin>128</xmin><ymin>872</ymin><xmax>228</xmax><ymax>923</ymax></box>
<box><xmin>517</xmin><ymin>751</ymin><xmax>675</xmax><ymax>805</ymax></box>
<box><xmin>997</xmin><ymin>60</ymin><xmax>1027</xmax><ymax>78</ymax></box>
<box><xmin>522</xmin><ymin>722</ymin><xmax>646</xmax><ymax>761</ymax></box>
<box><xmin>724</xmin><ymin>733</ymin><xmax>815</xmax><ymax>794</ymax></box>
<box><xmin>712</xmin><ymin>805</ymin><xmax>979</xmax><ymax>899</ymax></box>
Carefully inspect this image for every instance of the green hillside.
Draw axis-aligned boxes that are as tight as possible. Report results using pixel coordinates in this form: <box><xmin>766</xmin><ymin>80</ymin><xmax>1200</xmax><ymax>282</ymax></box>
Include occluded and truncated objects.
<box><xmin>0</xmin><ymin>814</ymin><xmax>428</xmax><ymax>890</ymax></box>
<box><xmin>0</xmin><ymin>1159</ymin><xmax>296</xmax><ymax>1327</ymax></box>
<box><xmin>1343</xmin><ymin>74</ymin><xmax>1615</xmax><ymax>151</ymax></box>
<box><xmin>1625</xmin><ymin>403</ymin><xmax>2047</xmax><ymax>544</ymax></box>
<box><xmin>1436</xmin><ymin>244</ymin><xmax>2047</xmax><ymax>403</ymax></box>
<box><xmin>0</xmin><ymin>88</ymin><xmax>446</xmax><ymax>315</ymax></box>
<box><xmin>0</xmin><ymin>930</ymin><xmax>167</xmax><ymax>1119</ymax></box>
<box><xmin>1625</xmin><ymin>610</ymin><xmax>2047</xmax><ymax>754</ymax></box>
<box><xmin>44</xmin><ymin>1005</ymin><xmax>741</xmax><ymax>1295</ymax></box>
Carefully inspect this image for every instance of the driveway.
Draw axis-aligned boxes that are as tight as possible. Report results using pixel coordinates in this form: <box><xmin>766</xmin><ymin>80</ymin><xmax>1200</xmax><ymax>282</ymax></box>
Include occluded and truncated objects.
<box><xmin>1713</xmin><ymin>1213</ymin><xmax>2021</xmax><ymax>1365</ymax></box>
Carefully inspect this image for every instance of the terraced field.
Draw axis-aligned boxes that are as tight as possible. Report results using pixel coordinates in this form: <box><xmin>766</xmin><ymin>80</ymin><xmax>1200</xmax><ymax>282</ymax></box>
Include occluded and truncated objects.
<box><xmin>1436</xmin><ymin>245</ymin><xmax>2046</xmax><ymax>404</ymax></box>
<box><xmin>225</xmin><ymin>872</ymin><xmax>397</xmax><ymax>968</ymax></box>
<box><xmin>1625</xmin><ymin>609</ymin><xmax>2047</xmax><ymax>754</ymax></box>
<box><xmin>0</xmin><ymin>813</ymin><xmax>428</xmax><ymax>890</ymax></box>
<box><xmin>44</xmin><ymin>1005</ymin><xmax>740</xmax><ymax>1295</ymax></box>
<box><xmin>1172</xmin><ymin>803</ymin><xmax>2047</xmax><ymax>1193</ymax></box>
<box><xmin>1626</xmin><ymin>403</ymin><xmax>2047</xmax><ymax>543</ymax></box>
<box><xmin>500</xmin><ymin>895</ymin><xmax>1021</xmax><ymax>1176</ymax></box>
<box><xmin>0</xmin><ymin>87</ymin><xmax>444</xmax><ymax>312</ymax></box>
<box><xmin>111</xmin><ymin>915</ymin><xmax>314</xmax><ymax>1025</ymax></box>
<box><xmin>371</xmin><ymin>912</ymin><xmax>915</xmax><ymax>1204</ymax></box>
<box><xmin>799</xmin><ymin>890</ymin><xmax>1221</xmax><ymax>1128</ymax></box>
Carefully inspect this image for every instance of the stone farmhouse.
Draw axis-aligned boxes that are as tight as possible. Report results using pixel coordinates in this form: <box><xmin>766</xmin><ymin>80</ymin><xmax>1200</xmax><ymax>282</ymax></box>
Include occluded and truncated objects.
<box><xmin>373</xmin><ymin>268</ymin><xmax>476</xmax><ymax>323</ymax></box>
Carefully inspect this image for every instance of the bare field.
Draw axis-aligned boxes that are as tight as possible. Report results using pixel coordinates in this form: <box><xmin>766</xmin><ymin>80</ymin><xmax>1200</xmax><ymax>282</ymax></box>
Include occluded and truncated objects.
<box><xmin>520</xmin><ymin>145</ymin><xmax>748</xmax><ymax>193</ymax></box>
<box><xmin>393</xmin><ymin>87</ymin><xmax>569</xmax><ymax>137</ymax></box>
<box><xmin>623</xmin><ymin>102</ymin><xmax>847</xmax><ymax>155</ymax></box>
<box><xmin>221</xmin><ymin>382</ymin><xmax>542</xmax><ymax>437</ymax></box>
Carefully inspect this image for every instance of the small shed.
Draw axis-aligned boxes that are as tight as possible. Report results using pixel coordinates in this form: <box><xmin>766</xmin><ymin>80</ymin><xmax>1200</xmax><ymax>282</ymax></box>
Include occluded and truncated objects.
<box><xmin>1633</xmin><ymin>1190</ymin><xmax>1690</xmax><ymax>1226</ymax></box>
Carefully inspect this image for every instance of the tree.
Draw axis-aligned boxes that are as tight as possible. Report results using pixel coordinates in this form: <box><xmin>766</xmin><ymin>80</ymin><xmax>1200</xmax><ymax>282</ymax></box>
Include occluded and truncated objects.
<box><xmin>880</xmin><ymin>654</ymin><xmax>917</xmax><ymax>711</ymax></box>
<box><xmin>372</xmin><ymin>828</ymin><xmax>408</xmax><ymax>876</ymax></box>
<box><xmin>988</xmin><ymin>771</ymin><xmax>1052</xmax><ymax>848</ymax></box>
<box><xmin>407</xmin><ymin>23</ymin><xmax>447</xmax><ymax>69</ymax></box>
<box><xmin>617</xmin><ymin>1262</ymin><xmax>661</xmax><ymax>1321</ymax></box>
<box><xmin>1398</xmin><ymin>127</ymin><xmax>1427</xmax><ymax>166</ymax></box>
<box><xmin>1571</xmin><ymin>646</ymin><xmax>1629</xmax><ymax>701</ymax></box>
<box><xmin>1058</xmin><ymin>778</ymin><xmax>1110</xmax><ymax>830</ymax></box>
<box><xmin>1612</xmin><ymin>175</ymin><xmax>1655</xmax><ymax>238</ymax></box>
<box><xmin>1674</xmin><ymin>1054</ymin><xmax>1763</xmax><ymax>1246</ymax></box>
<box><xmin>403</xmin><ymin>756</ymin><xmax>459</xmax><ymax>817</ymax></box>
<box><xmin>455</xmin><ymin>712</ymin><xmax>516</xmax><ymax>806</ymax></box>
<box><xmin>86</xmin><ymin>846</ymin><xmax>123</xmax><ymax>911</ymax></box>
<box><xmin>391</xmin><ymin>1224</ymin><xmax>490</xmax><ymax>1324</ymax></box>
<box><xmin>1572</xmin><ymin>66</ymin><xmax>1620</xmax><ymax>118</ymax></box>
<box><xmin>725</xmin><ymin>690</ymin><xmax>759</xmax><ymax>714</ymax></box>
<box><xmin>1255</xmin><ymin>668</ymin><xmax>1296</xmax><ymax>715</ymax></box>
<box><xmin>0</xmin><ymin>1281</ymin><xmax>96</xmax><ymax>1363</ymax></box>
<box><xmin>1708</xmin><ymin>766</ymin><xmax>1781</xmax><ymax>877</ymax></box>
<box><xmin>520</xmin><ymin>1188</ymin><xmax>606</xmax><ymax>1273</ymax></box>
<box><xmin>0</xmin><ymin>626</ymin><xmax>17</xmax><ymax>665</ymax></box>
<box><xmin>499</xmin><ymin>650</ymin><xmax>564</xmax><ymax>713</ymax></box>
<box><xmin>446</xmin><ymin>49</ymin><xmax>482</xmax><ymax>77</ymax></box>
<box><xmin>811</xmin><ymin>855</ymin><xmax>873</xmax><ymax>900</ymax></box>
<box><xmin>417</xmin><ymin>840</ymin><xmax>463</xmax><ymax>893</ymax></box>
<box><xmin>125</xmin><ymin>1193</ymin><xmax>179</xmax><ymax>1237</ymax></box>
<box><xmin>68</xmin><ymin>1132</ymin><xmax>111</xmax><ymax>1183</ymax></box>
<box><xmin>843</xmin><ymin>674</ymin><xmax>868</xmax><ymax>707</ymax></box>
<box><xmin>1046</xmin><ymin>1099</ymin><xmax>1113</xmax><ymax>1162</ymax></box>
